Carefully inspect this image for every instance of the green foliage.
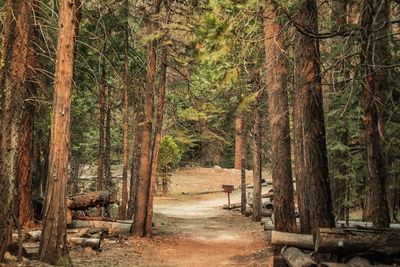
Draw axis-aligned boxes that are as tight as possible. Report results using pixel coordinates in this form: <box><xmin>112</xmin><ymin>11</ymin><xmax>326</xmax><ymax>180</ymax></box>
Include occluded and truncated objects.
<box><xmin>158</xmin><ymin>135</ymin><xmax>182</xmax><ymax>171</ymax></box>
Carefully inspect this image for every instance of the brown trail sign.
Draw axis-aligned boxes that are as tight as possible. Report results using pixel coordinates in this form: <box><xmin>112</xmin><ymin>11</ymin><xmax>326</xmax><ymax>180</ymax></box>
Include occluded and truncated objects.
<box><xmin>222</xmin><ymin>185</ymin><xmax>234</xmax><ymax>209</ymax></box>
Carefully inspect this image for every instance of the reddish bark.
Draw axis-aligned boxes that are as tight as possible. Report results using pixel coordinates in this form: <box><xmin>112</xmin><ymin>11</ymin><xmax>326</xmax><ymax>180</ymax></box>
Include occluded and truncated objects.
<box><xmin>234</xmin><ymin>116</ymin><xmax>243</xmax><ymax>169</ymax></box>
<box><xmin>133</xmin><ymin>0</ymin><xmax>161</xmax><ymax>237</ymax></box>
<box><xmin>293</xmin><ymin>0</ymin><xmax>335</xmax><ymax>234</ymax></box>
<box><xmin>39</xmin><ymin>0</ymin><xmax>77</xmax><ymax>263</ymax></box>
<box><xmin>252</xmin><ymin>74</ymin><xmax>262</xmax><ymax>222</ymax></box>
<box><xmin>145</xmin><ymin>2</ymin><xmax>171</xmax><ymax>235</ymax></box>
<box><xmin>264</xmin><ymin>0</ymin><xmax>296</xmax><ymax>233</ymax></box>
<box><xmin>360</xmin><ymin>0</ymin><xmax>390</xmax><ymax>228</ymax></box>
<box><xmin>0</xmin><ymin>0</ymin><xmax>36</xmax><ymax>259</ymax></box>
<box><xmin>118</xmin><ymin>0</ymin><xmax>130</xmax><ymax>220</ymax></box>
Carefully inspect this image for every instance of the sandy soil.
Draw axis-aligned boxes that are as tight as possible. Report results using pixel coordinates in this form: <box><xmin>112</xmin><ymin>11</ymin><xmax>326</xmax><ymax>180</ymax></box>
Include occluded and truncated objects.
<box><xmin>3</xmin><ymin>168</ymin><xmax>271</xmax><ymax>266</ymax></box>
<box><xmin>71</xmin><ymin>189</ymin><xmax>270</xmax><ymax>267</ymax></box>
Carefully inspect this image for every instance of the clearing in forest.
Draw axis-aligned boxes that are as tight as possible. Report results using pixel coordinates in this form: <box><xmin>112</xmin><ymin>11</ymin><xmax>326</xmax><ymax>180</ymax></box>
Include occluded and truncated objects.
<box><xmin>70</xmin><ymin>167</ymin><xmax>271</xmax><ymax>266</ymax></box>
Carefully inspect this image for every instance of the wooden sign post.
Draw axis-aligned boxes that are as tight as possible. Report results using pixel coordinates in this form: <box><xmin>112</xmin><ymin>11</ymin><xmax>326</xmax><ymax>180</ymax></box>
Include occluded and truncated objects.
<box><xmin>222</xmin><ymin>184</ymin><xmax>234</xmax><ymax>209</ymax></box>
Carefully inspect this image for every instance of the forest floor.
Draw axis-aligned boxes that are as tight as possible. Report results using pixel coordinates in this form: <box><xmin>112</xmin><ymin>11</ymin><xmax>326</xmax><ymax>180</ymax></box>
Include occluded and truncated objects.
<box><xmin>70</xmin><ymin>167</ymin><xmax>271</xmax><ymax>266</ymax></box>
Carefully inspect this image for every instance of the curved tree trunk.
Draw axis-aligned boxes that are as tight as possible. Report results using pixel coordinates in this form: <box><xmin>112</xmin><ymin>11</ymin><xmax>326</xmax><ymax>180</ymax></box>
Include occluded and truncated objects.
<box><xmin>264</xmin><ymin>0</ymin><xmax>296</xmax><ymax>233</ymax></box>
<box><xmin>39</xmin><ymin>0</ymin><xmax>77</xmax><ymax>263</ymax></box>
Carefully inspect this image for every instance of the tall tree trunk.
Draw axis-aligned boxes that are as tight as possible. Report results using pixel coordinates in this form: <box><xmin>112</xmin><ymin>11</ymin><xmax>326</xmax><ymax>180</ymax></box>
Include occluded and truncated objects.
<box><xmin>118</xmin><ymin>0</ymin><xmax>130</xmax><ymax>220</ymax></box>
<box><xmin>0</xmin><ymin>0</ymin><xmax>33</xmax><ymax>260</ymax></box>
<box><xmin>145</xmin><ymin>41</ymin><xmax>168</xmax><ymax>237</ymax></box>
<box><xmin>17</xmin><ymin>0</ymin><xmax>38</xmax><ymax>229</ymax></box>
<box><xmin>241</xmin><ymin>118</ymin><xmax>247</xmax><ymax>215</ymax></box>
<box><xmin>234</xmin><ymin>116</ymin><xmax>243</xmax><ymax>169</ymax></box>
<box><xmin>97</xmin><ymin>58</ymin><xmax>106</xmax><ymax>193</ymax></box>
<box><xmin>104</xmin><ymin>85</ymin><xmax>112</xmax><ymax>190</ymax></box>
<box><xmin>329</xmin><ymin>0</ymin><xmax>350</xmax><ymax>222</ymax></box>
<box><xmin>39</xmin><ymin>0</ymin><xmax>77</xmax><ymax>263</ymax></box>
<box><xmin>128</xmin><ymin>84</ymin><xmax>143</xmax><ymax>219</ymax></box>
<box><xmin>360</xmin><ymin>0</ymin><xmax>390</xmax><ymax>228</ymax></box>
<box><xmin>145</xmin><ymin>1</ymin><xmax>171</xmax><ymax>236</ymax></box>
<box><xmin>264</xmin><ymin>0</ymin><xmax>296</xmax><ymax>233</ymax></box>
<box><xmin>133</xmin><ymin>0</ymin><xmax>161</xmax><ymax>237</ymax></box>
<box><xmin>293</xmin><ymin>0</ymin><xmax>335</xmax><ymax>235</ymax></box>
<box><xmin>252</xmin><ymin>74</ymin><xmax>262</xmax><ymax>222</ymax></box>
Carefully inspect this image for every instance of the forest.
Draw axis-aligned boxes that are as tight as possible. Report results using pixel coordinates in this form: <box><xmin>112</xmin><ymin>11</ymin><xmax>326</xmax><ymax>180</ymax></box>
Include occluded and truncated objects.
<box><xmin>0</xmin><ymin>0</ymin><xmax>399</xmax><ymax>266</ymax></box>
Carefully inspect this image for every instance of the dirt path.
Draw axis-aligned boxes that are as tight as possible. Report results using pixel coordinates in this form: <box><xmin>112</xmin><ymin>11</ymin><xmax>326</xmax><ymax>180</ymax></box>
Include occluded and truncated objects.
<box><xmin>71</xmin><ymin>192</ymin><xmax>270</xmax><ymax>266</ymax></box>
<box><xmin>149</xmin><ymin>192</ymin><xmax>269</xmax><ymax>266</ymax></box>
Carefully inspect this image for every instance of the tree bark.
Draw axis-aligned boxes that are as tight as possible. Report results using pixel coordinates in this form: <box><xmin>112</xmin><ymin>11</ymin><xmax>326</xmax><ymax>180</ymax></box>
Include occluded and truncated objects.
<box><xmin>293</xmin><ymin>0</ymin><xmax>335</xmax><ymax>234</ymax></box>
<box><xmin>252</xmin><ymin>73</ymin><xmax>262</xmax><ymax>222</ymax></box>
<box><xmin>97</xmin><ymin>56</ymin><xmax>106</xmax><ymax>193</ymax></box>
<box><xmin>329</xmin><ymin>0</ymin><xmax>352</xmax><ymax>223</ymax></box>
<box><xmin>133</xmin><ymin>0</ymin><xmax>161</xmax><ymax>237</ymax></box>
<box><xmin>127</xmin><ymin>90</ymin><xmax>143</xmax><ymax>219</ymax></box>
<box><xmin>0</xmin><ymin>0</ymin><xmax>35</xmax><ymax>260</ymax></box>
<box><xmin>240</xmin><ymin>119</ymin><xmax>247</xmax><ymax>215</ymax></box>
<box><xmin>145</xmin><ymin>1</ymin><xmax>172</xmax><ymax>236</ymax></box>
<box><xmin>264</xmin><ymin>0</ymin><xmax>297</xmax><ymax>233</ymax></box>
<box><xmin>234</xmin><ymin>116</ymin><xmax>243</xmax><ymax>169</ymax></box>
<box><xmin>17</xmin><ymin>0</ymin><xmax>38</xmax><ymax>229</ymax></box>
<box><xmin>39</xmin><ymin>0</ymin><xmax>77</xmax><ymax>263</ymax></box>
<box><xmin>104</xmin><ymin>85</ymin><xmax>112</xmax><ymax>190</ymax></box>
<box><xmin>360</xmin><ymin>0</ymin><xmax>390</xmax><ymax>228</ymax></box>
<box><xmin>118</xmin><ymin>0</ymin><xmax>130</xmax><ymax>220</ymax></box>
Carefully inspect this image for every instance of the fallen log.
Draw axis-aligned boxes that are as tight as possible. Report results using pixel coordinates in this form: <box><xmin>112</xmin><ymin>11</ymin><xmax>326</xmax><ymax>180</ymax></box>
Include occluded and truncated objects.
<box><xmin>261</xmin><ymin>192</ymin><xmax>274</xmax><ymax>199</ymax></box>
<box><xmin>181</xmin><ymin>189</ymin><xmax>225</xmax><ymax>195</ymax></box>
<box><xmin>319</xmin><ymin>256</ymin><xmax>371</xmax><ymax>267</ymax></box>
<box><xmin>69</xmin><ymin>220</ymin><xmax>131</xmax><ymax>234</ymax></box>
<box><xmin>67</xmin><ymin>190</ymin><xmax>117</xmax><ymax>210</ymax></box>
<box><xmin>335</xmin><ymin>221</ymin><xmax>400</xmax><ymax>229</ymax></box>
<box><xmin>243</xmin><ymin>208</ymin><xmax>273</xmax><ymax>218</ymax></box>
<box><xmin>74</xmin><ymin>216</ymin><xmax>117</xmax><ymax>222</ymax></box>
<box><xmin>67</xmin><ymin>227</ymin><xmax>107</xmax><ymax>238</ymax></box>
<box><xmin>8</xmin><ymin>235</ymin><xmax>102</xmax><ymax>256</ymax></box>
<box><xmin>315</xmin><ymin>227</ymin><xmax>400</xmax><ymax>256</ymax></box>
<box><xmin>222</xmin><ymin>203</ymin><xmax>241</xmax><ymax>210</ymax></box>
<box><xmin>68</xmin><ymin>237</ymin><xmax>101</xmax><ymax>250</ymax></box>
<box><xmin>281</xmin><ymin>246</ymin><xmax>317</xmax><ymax>267</ymax></box>
<box><xmin>271</xmin><ymin>231</ymin><xmax>314</xmax><ymax>250</ymax></box>
<box><xmin>25</xmin><ymin>230</ymin><xmax>41</xmax><ymax>242</ymax></box>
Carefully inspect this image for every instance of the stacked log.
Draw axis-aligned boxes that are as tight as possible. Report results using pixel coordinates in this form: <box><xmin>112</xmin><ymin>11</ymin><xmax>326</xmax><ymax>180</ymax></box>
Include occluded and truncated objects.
<box><xmin>69</xmin><ymin>220</ymin><xmax>131</xmax><ymax>234</ymax></box>
<box><xmin>7</xmin><ymin>227</ymin><xmax>106</xmax><ymax>258</ymax></box>
<box><xmin>271</xmin><ymin>231</ymin><xmax>314</xmax><ymax>250</ymax></box>
<box><xmin>281</xmin><ymin>246</ymin><xmax>316</xmax><ymax>267</ymax></box>
<box><xmin>268</xmin><ymin>227</ymin><xmax>400</xmax><ymax>267</ymax></box>
<box><xmin>315</xmin><ymin>227</ymin><xmax>400</xmax><ymax>256</ymax></box>
<box><xmin>67</xmin><ymin>190</ymin><xmax>117</xmax><ymax>210</ymax></box>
